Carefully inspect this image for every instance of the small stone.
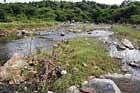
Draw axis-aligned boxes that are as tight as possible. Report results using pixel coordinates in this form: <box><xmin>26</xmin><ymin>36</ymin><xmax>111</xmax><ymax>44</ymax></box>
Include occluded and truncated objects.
<box><xmin>82</xmin><ymin>63</ymin><xmax>88</xmax><ymax>67</ymax></box>
<box><xmin>82</xmin><ymin>81</ymin><xmax>88</xmax><ymax>86</ymax></box>
<box><xmin>48</xmin><ymin>91</ymin><xmax>54</xmax><ymax>93</ymax></box>
<box><xmin>73</xmin><ymin>67</ymin><xmax>79</xmax><ymax>72</ymax></box>
<box><xmin>88</xmin><ymin>76</ymin><xmax>95</xmax><ymax>80</ymax></box>
<box><xmin>100</xmin><ymin>75</ymin><xmax>105</xmax><ymax>79</ymax></box>
<box><xmin>61</xmin><ymin>70</ymin><xmax>67</xmax><ymax>75</ymax></box>
<box><xmin>24</xmin><ymin>87</ymin><xmax>27</xmax><ymax>91</ymax></box>
<box><xmin>67</xmin><ymin>86</ymin><xmax>80</xmax><ymax>93</ymax></box>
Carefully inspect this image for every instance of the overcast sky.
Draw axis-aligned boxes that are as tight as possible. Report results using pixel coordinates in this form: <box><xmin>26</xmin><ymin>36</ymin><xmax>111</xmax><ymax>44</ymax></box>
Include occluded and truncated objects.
<box><xmin>0</xmin><ymin>0</ymin><xmax>139</xmax><ymax>5</ymax></box>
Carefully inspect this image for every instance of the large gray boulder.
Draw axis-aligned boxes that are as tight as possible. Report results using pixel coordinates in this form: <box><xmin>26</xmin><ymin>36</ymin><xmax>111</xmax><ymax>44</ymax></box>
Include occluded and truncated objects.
<box><xmin>104</xmin><ymin>73</ymin><xmax>140</xmax><ymax>93</ymax></box>
<box><xmin>87</xmin><ymin>78</ymin><xmax>121</xmax><ymax>93</ymax></box>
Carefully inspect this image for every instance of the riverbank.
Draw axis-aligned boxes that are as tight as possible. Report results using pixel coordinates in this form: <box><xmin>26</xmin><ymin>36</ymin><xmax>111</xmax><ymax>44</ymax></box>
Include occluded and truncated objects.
<box><xmin>0</xmin><ymin>20</ymin><xmax>59</xmax><ymax>41</ymax></box>
<box><xmin>0</xmin><ymin>23</ymin><xmax>140</xmax><ymax>93</ymax></box>
<box><xmin>112</xmin><ymin>25</ymin><xmax>140</xmax><ymax>48</ymax></box>
<box><xmin>0</xmin><ymin>20</ymin><xmax>59</xmax><ymax>31</ymax></box>
<box><xmin>0</xmin><ymin>37</ymin><xmax>121</xmax><ymax>93</ymax></box>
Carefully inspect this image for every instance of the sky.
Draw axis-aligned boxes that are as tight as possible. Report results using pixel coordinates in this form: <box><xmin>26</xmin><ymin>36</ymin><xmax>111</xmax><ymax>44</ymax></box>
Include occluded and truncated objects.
<box><xmin>0</xmin><ymin>0</ymin><xmax>139</xmax><ymax>5</ymax></box>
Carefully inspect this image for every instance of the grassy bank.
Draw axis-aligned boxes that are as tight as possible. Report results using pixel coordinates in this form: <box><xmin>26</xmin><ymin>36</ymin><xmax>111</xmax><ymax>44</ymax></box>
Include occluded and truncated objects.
<box><xmin>0</xmin><ymin>20</ymin><xmax>59</xmax><ymax>41</ymax></box>
<box><xmin>112</xmin><ymin>25</ymin><xmax>140</xmax><ymax>46</ymax></box>
<box><xmin>0</xmin><ymin>20</ymin><xmax>59</xmax><ymax>31</ymax></box>
<box><xmin>42</xmin><ymin>38</ymin><xmax>120</xmax><ymax>93</ymax></box>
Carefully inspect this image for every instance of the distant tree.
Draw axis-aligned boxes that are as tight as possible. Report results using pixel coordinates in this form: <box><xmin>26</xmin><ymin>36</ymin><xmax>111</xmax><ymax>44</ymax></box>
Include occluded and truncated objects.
<box><xmin>0</xmin><ymin>0</ymin><xmax>139</xmax><ymax>24</ymax></box>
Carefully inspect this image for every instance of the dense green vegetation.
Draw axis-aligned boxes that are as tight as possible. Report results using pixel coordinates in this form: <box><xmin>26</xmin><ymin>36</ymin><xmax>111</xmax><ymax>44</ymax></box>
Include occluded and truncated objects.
<box><xmin>0</xmin><ymin>0</ymin><xmax>139</xmax><ymax>24</ymax></box>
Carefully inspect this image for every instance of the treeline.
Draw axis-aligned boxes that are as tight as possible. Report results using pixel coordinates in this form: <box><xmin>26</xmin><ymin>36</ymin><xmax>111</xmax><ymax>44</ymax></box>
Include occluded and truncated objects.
<box><xmin>0</xmin><ymin>0</ymin><xmax>140</xmax><ymax>24</ymax></box>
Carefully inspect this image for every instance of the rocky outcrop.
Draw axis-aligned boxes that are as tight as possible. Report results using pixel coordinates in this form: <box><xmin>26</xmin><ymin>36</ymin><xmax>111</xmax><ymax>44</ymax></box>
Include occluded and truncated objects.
<box><xmin>0</xmin><ymin>53</ymin><xmax>28</xmax><ymax>83</ymax></box>
<box><xmin>121</xmin><ymin>39</ymin><xmax>134</xmax><ymax>49</ymax></box>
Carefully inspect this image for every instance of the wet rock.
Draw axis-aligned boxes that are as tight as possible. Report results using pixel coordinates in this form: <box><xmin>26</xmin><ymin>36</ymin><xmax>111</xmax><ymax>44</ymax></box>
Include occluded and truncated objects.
<box><xmin>0</xmin><ymin>53</ymin><xmax>28</xmax><ymax>82</ymax></box>
<box><xmin>67</xmin><ymin>86</ymin><xmax>80</xmax><ymax>93</ymax></box>
<box><xmin>129</xmin><ymin>62</ymin><xmax>140</xmax><ymax>68</ymax></box>
<box><xmin>121</xmin><ymin>39</ymin><xmax>134</xmax><ymax>49</ymax></box>
<box><xmin>87</xmin><ymin>78</ymin><xmax>121</xmax><ymax>93</ymax></box>
<box><xmin>87</xmin><ymin>32</ymin><xmax>92</xmax><ymax>34</ymax></box>
<box><xmin>104</xmin><ymin>73</ymin><xmax>140</xmax><ymax>93</ymax></box>
<box><xmin>116</xmin><ymin>44</ymin><xmax>126</xmax><ymax>50</ymax></box>
<box><xmin>60</xmin><ymin>32</ymin><xmax>65</xmax><ymax>36</ymax></box>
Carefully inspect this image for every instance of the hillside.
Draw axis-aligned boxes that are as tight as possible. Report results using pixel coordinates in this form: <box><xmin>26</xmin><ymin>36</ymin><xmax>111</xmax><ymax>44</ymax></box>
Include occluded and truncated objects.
<box><xmin>0</xmin><ymin>0</ymin><xmax>139</xmax><ymax>24</ymax></box>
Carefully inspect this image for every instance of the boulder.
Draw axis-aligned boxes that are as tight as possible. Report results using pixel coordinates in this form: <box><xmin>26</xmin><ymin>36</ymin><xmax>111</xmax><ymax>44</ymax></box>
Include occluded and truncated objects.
<box><xmin>121</xmin><ymin>39</ymin><xmax>134</xmax><ymax>49</ymax></box>
<box><xmin>87</xmin><ymin>78</ymin><xmax>121</xmax><ymax>93</ymax></box>
<box><xmin>67</xmin><ymin>86</ymin><xmax>80</xmax><ymax>93</ymax></box>
<box><xmin>104</xmin><ymin>73</ymin><xmax>140</xmax><ymax>93</ymax></box>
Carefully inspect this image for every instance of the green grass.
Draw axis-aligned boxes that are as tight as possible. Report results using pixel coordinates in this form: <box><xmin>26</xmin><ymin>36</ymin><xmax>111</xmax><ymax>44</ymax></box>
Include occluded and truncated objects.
<box><xmin>112</xmin><ymin>25</ymin><xmax>140</xmax><ymax>46</ymax></box>
<box><xmin>46</xmin><ymin>38</ymin><xmax>121</xmax><ymax>93</ymax></box>
<box><xmin>0</xmin><ymin>20</ymin><xmax>59</xmax><ymax>31</ymax></box>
